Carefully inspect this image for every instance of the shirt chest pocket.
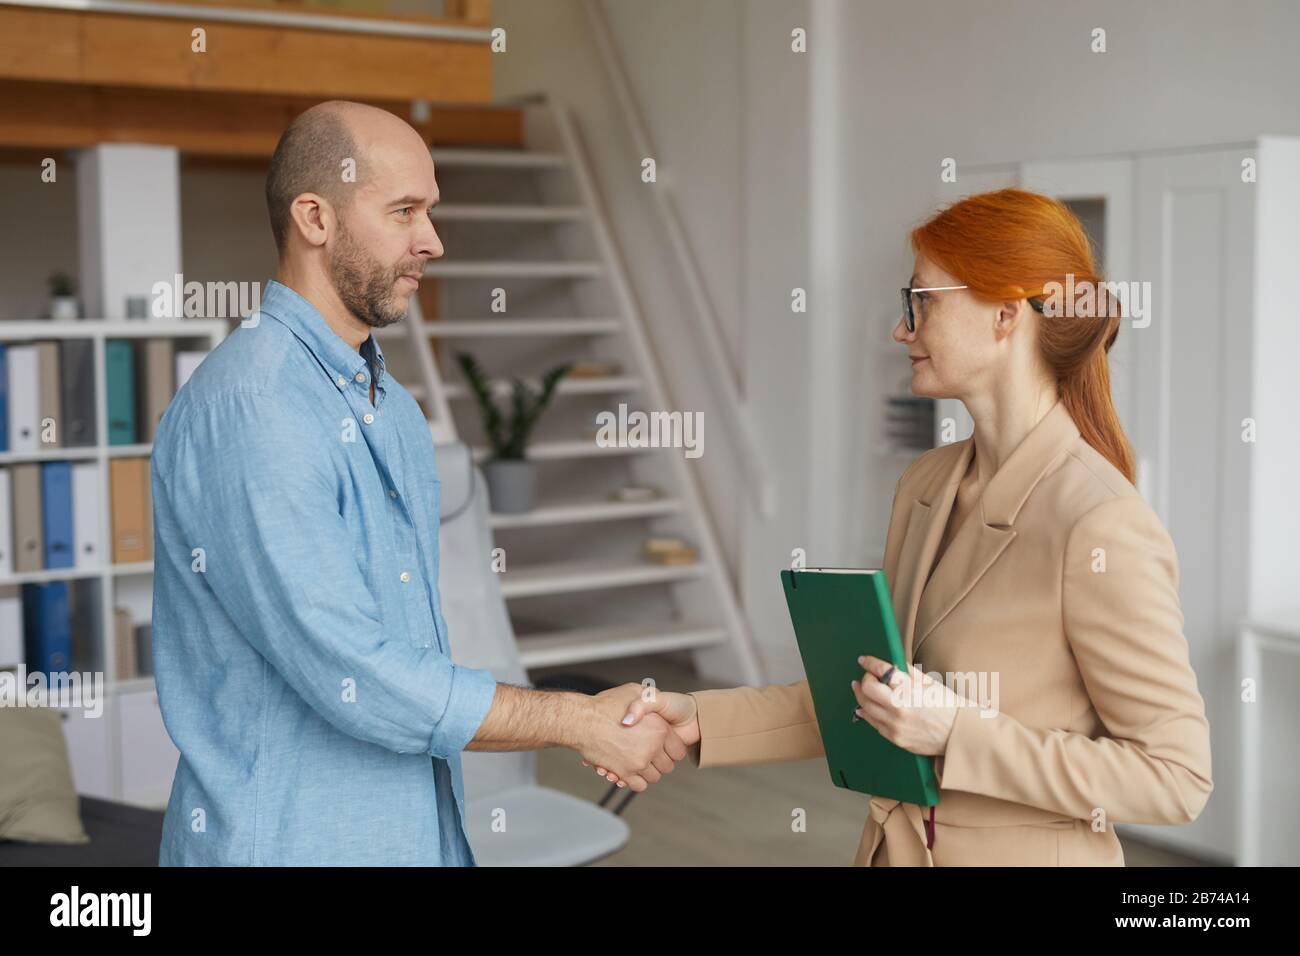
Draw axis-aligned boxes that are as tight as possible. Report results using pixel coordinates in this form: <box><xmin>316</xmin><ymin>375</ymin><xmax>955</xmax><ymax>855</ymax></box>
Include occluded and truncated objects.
<box><xmin>342</xmin><ymin>466</ymin><xmax>445</xmax><ymax>649</ymax></box>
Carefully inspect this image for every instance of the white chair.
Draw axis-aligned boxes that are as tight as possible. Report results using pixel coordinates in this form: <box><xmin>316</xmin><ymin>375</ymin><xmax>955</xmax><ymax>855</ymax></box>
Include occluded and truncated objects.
<box><xmin>435</xmin><ymin>441</ymin><xmax>630</xmax><ymax>866</ymax></box>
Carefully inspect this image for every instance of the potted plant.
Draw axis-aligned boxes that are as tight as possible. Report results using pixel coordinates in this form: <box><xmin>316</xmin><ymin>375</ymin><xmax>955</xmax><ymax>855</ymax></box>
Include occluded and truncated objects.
<box><xmin>457</xmin><ymin>352</ymin><xmax>570</xmax><ymax>514</ymax></box>
<box><xmin>48</xmin><ymin>271</ymin><xmax>79</xmax><ymax>320</ymax></box>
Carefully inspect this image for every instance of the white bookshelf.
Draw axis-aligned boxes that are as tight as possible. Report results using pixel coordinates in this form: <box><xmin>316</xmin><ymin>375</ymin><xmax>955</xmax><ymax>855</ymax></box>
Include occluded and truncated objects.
<box><xmin>1</xmin><ymin>318</ymin><xmax>227</xmax><ymax>807</ymax></box>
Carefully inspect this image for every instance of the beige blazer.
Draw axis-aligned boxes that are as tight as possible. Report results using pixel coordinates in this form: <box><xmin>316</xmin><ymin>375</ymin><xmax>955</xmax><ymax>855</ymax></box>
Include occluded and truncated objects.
<box><xmin>689</xmin><ymin>399</ymin><xmax>1213</xmax><ymax>865</ymax></box>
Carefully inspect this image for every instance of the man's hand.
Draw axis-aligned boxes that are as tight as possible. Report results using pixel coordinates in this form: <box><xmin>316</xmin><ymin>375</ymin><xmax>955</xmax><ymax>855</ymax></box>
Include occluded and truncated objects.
<box><xmin>467</xmin><ymin>683</ymin><xmax>688</xmax><ymax>791</ymax></box>
<box><xmin>582</xmin><ymin>683</ymin><xmax>700</xmax><ymax>787</ymax></box>
<box><xmin>575</xmin><ymin>684</ymin><xmax>689</xmax><ymax>791</ymax></box>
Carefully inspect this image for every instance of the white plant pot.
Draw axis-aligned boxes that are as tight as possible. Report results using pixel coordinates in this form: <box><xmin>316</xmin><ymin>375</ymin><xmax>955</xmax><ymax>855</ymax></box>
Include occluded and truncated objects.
<box><xmin>50</xmin><ymin>296</ymin><xmax>80</xmax><ymax>320</ymax></box>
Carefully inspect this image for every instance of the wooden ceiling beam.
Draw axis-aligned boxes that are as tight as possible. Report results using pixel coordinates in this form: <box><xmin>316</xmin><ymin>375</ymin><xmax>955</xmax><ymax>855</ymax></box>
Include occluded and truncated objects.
<box><xmin>0</xmin><ymin>3</ymin><xmax>492</xmax><ymax>102</ymax></box>
<box><xmin>0</xmin><ymin>80</ymin><xmax>525</xmax><ymax>158</ymax></box>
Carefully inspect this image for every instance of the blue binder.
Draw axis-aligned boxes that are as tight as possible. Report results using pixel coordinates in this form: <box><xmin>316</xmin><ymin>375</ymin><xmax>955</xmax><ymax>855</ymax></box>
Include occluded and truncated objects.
<box><xmin>42</xmin><ymin>461</ymin><xmax>75</xmax><ymax>569</ymax></box>
<box><xmin>22</xmin><ymin>581</ymin><xmax>72</xmax><ymax>677</ymax></box>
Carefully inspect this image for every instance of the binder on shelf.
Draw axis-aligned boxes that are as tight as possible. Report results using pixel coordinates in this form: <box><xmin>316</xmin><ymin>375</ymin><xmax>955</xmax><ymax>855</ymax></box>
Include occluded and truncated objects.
<box><xmin>35</xmin><ymin>342</ymin><xmax>62</xmax><ymax>450</ymax></box>
<box><xmin>142</xmin><ymin>455</ymin><xmax>154</xmax><ymax>559</ymax></box>
<box><xmin>0</xmin><ymin>343</ymin><xmax>8</xmax><ymax>452</ymax></box>
<box><xmin>110</xmin><ymin>457</ymin><xmax>151</xmax><ymax>563</ymax></box>
<box><xmin>59</xmin><ymin>339</ymin><xmax>97</xmax><ymax>447</ymax></box>
<box><xmin>40</xmin><ymin>461</ymin><xmax>75</xmax><ymax>570</ymax></box>
<box><xmin>106</xmin><ymin>339</ymin><xmax>137</xmax><ymax>445</ymax></box>
<box><xmin>6</xmin><ymin>345</ymin><xmax>39</xmax><ymax>453</ymax></box>
<box><xmin>22</xmin><ymin>580</ymin><xmax>71</xmax><ymax>677</ymax></box>
<box><xmin>11</xmin><ymin>463</ymin><xmax>43</xmax><ymax>574</ymax></box>
<box><xmin>0</xmin><ymin>468</ymin><xmax>11</xmax><ymax>578</ymax></box>
<box><xmin>69</xmin><ymin>579</ymin><xmax>99</xmax><ymax>672</ymax></box>
<box><xmin>0</xmin><ymin>585</ymin><xmax>22</xmax><ymax>667</ymax></box>
<box><xmin>71</xmin><ymin>461</ymin><xmax>101</xmax><ymax>569</ymax></box>
<box><xmin>114</xmin><ymin>607</ymin><xmax>136</xmax><ymax>681</ymax></box>
<box><xmin>138</xmin><ymin>338</ymin><xmax>175</xmax><ymax>444</ymax></box>
<box><xmin>134</xmin><ymin>621</ymin><xmax>154</xmax><ymax>677</ymax></box>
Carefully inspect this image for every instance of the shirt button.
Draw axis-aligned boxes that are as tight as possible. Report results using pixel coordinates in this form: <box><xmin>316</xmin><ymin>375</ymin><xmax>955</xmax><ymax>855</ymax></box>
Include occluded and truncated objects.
<box><xmin>336</xmin><ymin>375</ymin><xmax>346</xmax><ymax>387</ymax></box>
<box><xmin>399</xmin><ymin>571</ymin><xmax>411</xmax><ymax>583</ymax></box>
<box><xmin>355</xmin><ymin>372</ymin><xmax>366</xmax><ymax>382</ymax></box>
<box><xmin>363</xmin><ymin>413</ymin><xmax>374</xmax><ymax>425</ymax></box>
<box><xmin>389</xmin><ymin>489</ymin><xmax>398</xmax><ymax>498</ymax></box>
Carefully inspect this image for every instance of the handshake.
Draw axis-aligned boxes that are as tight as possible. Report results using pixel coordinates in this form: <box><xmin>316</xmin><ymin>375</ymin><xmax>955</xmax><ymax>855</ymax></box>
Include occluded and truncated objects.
<box><xmin>577</xmin><ymin>682</ymin><xmax>700</xmax><ymax>791</ymax></box>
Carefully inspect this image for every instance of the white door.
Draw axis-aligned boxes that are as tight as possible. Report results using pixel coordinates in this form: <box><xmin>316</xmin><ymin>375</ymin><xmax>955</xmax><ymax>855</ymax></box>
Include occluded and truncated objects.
<box><xmin>1129</xmin><ymin>146</ymin><xmax>1255</xmax><ymax>862</ymax></box>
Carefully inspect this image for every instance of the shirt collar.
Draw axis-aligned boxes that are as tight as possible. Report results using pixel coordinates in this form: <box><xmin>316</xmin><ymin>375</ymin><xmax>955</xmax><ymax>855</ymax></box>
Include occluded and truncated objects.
<box><xmin>257</xmin><ymin>279</ymin><xmax>386</xmax><ymax>394</ymax></box>
<box><xmin>362</xmin><ymin>329</ymin><xmax>387</xmax><ymax>387</ymax></box>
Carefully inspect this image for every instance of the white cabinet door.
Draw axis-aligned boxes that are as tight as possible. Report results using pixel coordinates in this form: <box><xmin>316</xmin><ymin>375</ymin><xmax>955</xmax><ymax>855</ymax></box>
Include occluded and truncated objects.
<box><xmin>1129</xmin><ymin>147</ymin><xmax>1255</xmax><ymax>862</ymax></box>
<box><xmin>59</xmin><ymin>702</ymin><xmax>113</xmax><ymax>800</ymax></box>
<box><xmin>116</xmin><ymin>687</ymin><xmax>179</xmax><ymax>809</ymax></box>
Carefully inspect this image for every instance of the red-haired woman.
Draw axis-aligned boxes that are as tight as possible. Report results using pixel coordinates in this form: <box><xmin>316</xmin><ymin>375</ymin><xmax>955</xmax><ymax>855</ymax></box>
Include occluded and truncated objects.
<box><xmin>591</xmin><ymin>189</ymin><xmax>1213</xmax><ymax>867</ymax></box>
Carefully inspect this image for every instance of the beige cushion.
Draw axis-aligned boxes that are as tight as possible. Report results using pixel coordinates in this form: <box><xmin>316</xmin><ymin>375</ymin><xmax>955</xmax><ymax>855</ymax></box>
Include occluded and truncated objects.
<box><xmin>0</xmin><ymin>705</ymin><xmax>89</xmax><ymax>844</ymax></box>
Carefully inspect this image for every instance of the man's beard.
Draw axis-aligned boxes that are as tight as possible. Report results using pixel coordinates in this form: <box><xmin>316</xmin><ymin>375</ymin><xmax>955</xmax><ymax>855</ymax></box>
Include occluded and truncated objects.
<box><xmin>328</xmin><ymin>223</ymin><xmax>416</xmax><ymax>329</ymax></box>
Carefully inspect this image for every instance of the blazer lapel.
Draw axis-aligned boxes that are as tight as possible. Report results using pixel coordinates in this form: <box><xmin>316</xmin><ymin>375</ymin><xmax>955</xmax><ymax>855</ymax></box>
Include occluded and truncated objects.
<box><xmin>894</xmin><ymin>441</ymin><xmax>972</xmax><ymax>663</ymax></box>
<box><xmin>909</xmin><ymin>399</ymin><xmax>1081</xmax><ymax>661</ymax></box>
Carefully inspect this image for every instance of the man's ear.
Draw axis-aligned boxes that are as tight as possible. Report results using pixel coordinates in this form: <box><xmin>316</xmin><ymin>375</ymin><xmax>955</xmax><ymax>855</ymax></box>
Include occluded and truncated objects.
<box><xmin>288</xmin><ymin>192</ymin><xmax>331</xmax><ymax>249</ymax></box>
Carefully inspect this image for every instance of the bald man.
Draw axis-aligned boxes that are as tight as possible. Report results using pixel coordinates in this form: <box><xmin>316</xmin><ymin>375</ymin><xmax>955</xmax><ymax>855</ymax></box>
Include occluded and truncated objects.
<box><xmin>150</xmin><ymin>102</ymin><xmax>685</xmax><ymax>866</ymax></box>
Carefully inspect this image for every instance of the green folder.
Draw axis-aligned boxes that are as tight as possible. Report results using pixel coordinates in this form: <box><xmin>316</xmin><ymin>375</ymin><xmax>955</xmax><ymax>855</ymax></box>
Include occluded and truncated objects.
<box><xmin>780</xmin><ymin>568</ymin><xmax>940</xmax><ymax>806</ymax></box>
<box><xmin>105</xmin><ymin>340</ymin><xmax>137</xmax><ymax>446</ymax></box>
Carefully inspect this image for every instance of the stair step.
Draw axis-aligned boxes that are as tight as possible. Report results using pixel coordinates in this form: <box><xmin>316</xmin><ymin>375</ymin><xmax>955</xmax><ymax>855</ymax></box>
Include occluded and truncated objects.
<box><xmin>499</xmin><ymin>559</ymin><xmax>707</xmax><ymax>599</ymax></box>
<box><xmin>471</xmin><ymin>440</ymin><xmax>657</xmax><ymax>461</ymax></box>
<box><xmin>431</xmin><ymin>148</ymin><xmax>567</xmax><ymax>169</ymax></box>
<box><xmin>444</xmin><ymin>375</ymin><xmax>641</xmax><ymax>399</ymax></box>
<box><xmin>413</xmin><ymin>318</ymin><xmax>621</xmax><ymax>338</ymax></box>
<box><xmin>423</xmin><ymin>261</ymin><xmax>603</xmax><ymax>279</ymax></box>
<box><xmin>432</xmin><ymin>204</ymin><xmax>585</xmax><ymax>222</ymax></box>
<box><xmin>377</xmin><ymin>319</ymin><xmax>620</xmax><ymax>340</ymax></box>
<box><xmin>516</xmin><ymin>622</ymin><xmax>727</xmax><ymax>669</ymax></box>
<box><xmin>489</xmin><ymin>496</ymin><xmax>681</xmax><ymax>529</ymax></box>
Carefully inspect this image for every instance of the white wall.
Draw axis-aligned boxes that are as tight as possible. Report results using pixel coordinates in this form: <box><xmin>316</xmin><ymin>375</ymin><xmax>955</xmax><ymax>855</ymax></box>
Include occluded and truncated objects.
<box><xmin>0</xmin><ymin>163</ymin><xmax>81</xmax><ymax>320</ymax></box>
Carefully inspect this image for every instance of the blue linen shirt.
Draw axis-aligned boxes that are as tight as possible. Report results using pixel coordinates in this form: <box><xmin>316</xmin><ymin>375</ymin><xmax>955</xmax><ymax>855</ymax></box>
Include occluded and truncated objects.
<box><xmin>151</xmin><ymin>279</ymin><xmax>499</xmax><ymax>866</ymax></box>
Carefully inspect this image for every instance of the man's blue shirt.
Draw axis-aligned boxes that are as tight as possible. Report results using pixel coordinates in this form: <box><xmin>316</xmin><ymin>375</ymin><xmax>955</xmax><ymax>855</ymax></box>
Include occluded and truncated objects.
<box><xmin>151</xmin><ymin>279</ymin><xmax>497</xmax><ymax>866</ymax></box>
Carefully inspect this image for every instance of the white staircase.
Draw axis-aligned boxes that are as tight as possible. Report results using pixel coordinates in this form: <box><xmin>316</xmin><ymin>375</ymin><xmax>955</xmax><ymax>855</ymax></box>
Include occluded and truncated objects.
<box><xmin>376</xmin><ymin>100</ymin><xmax>765</xmax><ymax>684</ymax></box>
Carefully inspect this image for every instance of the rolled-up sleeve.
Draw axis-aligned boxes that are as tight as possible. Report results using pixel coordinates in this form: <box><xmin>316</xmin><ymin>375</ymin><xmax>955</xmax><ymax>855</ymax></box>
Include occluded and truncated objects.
<box><xmin>936</xmin><ymin>495</ymin><xmax>1213</xmax><ymax>826</ymax></box>
<box><xmin>157</xmin><ymin>390</ymin><xmax>496</xmax><ymax>758</ymax></box>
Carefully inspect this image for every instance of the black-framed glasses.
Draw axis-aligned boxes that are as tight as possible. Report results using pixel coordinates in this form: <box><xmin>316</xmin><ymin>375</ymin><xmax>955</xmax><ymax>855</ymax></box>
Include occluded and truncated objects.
<box><xmin>899</xmin><ymin>284</ymin><xmax>1046</xmax><ymax>332</ymax></box>
<box><xmin>900</xmin><ymin>285</ymin><xmax>967</xmax><ymax>332</ymax></box>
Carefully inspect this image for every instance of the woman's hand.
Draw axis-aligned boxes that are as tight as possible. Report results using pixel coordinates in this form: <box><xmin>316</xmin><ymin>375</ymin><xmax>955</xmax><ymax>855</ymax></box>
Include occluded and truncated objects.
<box><xmin>851</xmin><ymin>655</ymin><xmax>968</xmax><ymax>756</ymax></box>
<box><xmin>581</xmin><ymin>683</ymin><xmax>700</xmax><ymax>787</ymax></box>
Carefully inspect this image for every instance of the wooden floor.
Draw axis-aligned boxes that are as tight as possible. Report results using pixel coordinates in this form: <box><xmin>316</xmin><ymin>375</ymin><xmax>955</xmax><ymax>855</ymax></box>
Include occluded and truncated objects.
<box><xmin>531</xmin><ymin>654</ymin><xmax>1213</xmax><ymax>867</ymax></box>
